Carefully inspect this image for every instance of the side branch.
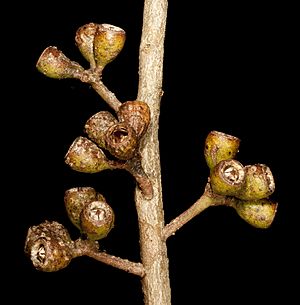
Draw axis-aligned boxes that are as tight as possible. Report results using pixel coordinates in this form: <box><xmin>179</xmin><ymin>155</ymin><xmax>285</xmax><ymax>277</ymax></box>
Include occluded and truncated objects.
<box><xmin>73</xmin><ymin>239</ymin><xmax>145</xmax><ymax>277</ymax></box>
<box><xmin>90</xmin><ymin>80</ymin><xmax>122</xmax><ymax>112</ymax></box>
<box><xmin>163</xmin><ymin>183</ymin><xmax>236</xmax><ymax>240</ymax></box>
<box><xmin>77</xmin><ymin>70</ymin><xmax>122</xmax><ymax>112</ymax></box>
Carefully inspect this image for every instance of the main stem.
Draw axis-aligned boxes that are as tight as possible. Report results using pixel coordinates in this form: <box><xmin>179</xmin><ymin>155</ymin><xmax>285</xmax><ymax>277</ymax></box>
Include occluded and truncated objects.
<box><xmin>135</xmin><ymin>1</ymin><xmax>171</xmax><ymax>305</ymax></box>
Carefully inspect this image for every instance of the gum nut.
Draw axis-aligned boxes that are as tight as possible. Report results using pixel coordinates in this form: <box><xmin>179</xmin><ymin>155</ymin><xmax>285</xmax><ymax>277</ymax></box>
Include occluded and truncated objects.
<box><xmin>65</xmin><ymin>136</ymin><xmax>111</xmax><ymax>173</ymax></box>
<box><xmin>36</xmin><ymin>46</ymin><xmax>84</xmax><ymax>79</ymax></box>
<box><xmin>210</xmin><ymin>159</ymin><xmax>245</xmax><ymax>196</ymax></box>
<box><xmin>64</xmin><ymin>187</ymin><xmax>99</xmax><ymax>229</ymax></box>
<box><xmin>117</xmin><ymin>101</ymin><xmax>151</xmax><ymax>138</ymax></box>
<box><xmin>234</xmin><ymin>198</ymin><xmax>278</xmax><ymax>229</ymax></box>
<box><xmin>84</xmin><ymin>111</ymin><xmax>118</xmax><ymax>149</ymax></box>
<box><xmin>93</xmin><ymin>23</ymin><xmax>126</xmax><ymax>68</ymax></box>
<box><xmin>237</xmin><ymin>164</ymin><xmax>275</xmax><ymax>200</ymax></box>
<box><xmin>80</xmin><ymin>200</ymin><xmax>115</xmax><ymax>240</ymax></box>
<box><xmin>204</xmin><ymin>131</ymin><xmax>240</xmax><ymax>170</ymax></box>
<box><xmin>24</xmin><ymin>221</ymin><xmax>73</xmax><ymax>272</ymax></box>
<box><xmin>105</xmin><ymin>123</ymin><xmax>138</xmax><ymax>160</ymax></box>
<box><xmin>75</xmin><ymin>23</ymin><xmax>99</xmax><ymax>67</ymax></box>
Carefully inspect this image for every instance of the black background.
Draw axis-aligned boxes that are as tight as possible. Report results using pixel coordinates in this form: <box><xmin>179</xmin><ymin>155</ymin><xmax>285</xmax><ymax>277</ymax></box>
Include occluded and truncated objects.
<box><xmin>8</xmin><ymin>1</ymin><xmax>297</xmax><ymax>304</ymax></box>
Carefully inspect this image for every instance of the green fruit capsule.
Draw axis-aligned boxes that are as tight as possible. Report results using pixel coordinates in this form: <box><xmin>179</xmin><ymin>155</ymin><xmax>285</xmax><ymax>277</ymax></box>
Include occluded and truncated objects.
<box><xmin>64</xmin><ymin>187</ymin><xmax>105</xmax><ymax>229</ymax></box>
<box><xmin>75</xmin><ymin>23</ymin><xmax>98</xmax><ymax>68</ymax></box>
<box><xmin>237</xmin><ymin>164</ymin><xmax>275</xmax><ymax>200</ymax></box>
<box><xmin>36</xmin><ymin>46</ymin><xmax>84</xmax><ymax>79</ymax></box>
<box><xmin>80</xmin><ymin>200</ymin><xmax>115</xmax><ymax>240</ymax></box>
<box><xmin>84</xmin><ymin>111</ymin><xmax>118</xmax><ymax>149</ymax></box>
<box><xmin>210</xmin><ymin>159</ymin><xmax>245</xmax><ymax>196</ymax></box>
<box><xmin>117</xmin><ymin>101</ymin><xmax>151</xmax><ymax>139</ymax></box>
<box><xmin>105</xmin><ymin>123</ymin><xmax>138</xmax><ymax>160</ymax></box>
<box><xmin>204</xmin><ymin>131</ymin><xmax>240</xmax><ymax>170</ymax></box>
<box><xmin>24</xmin><ymin>221</ymin><xmax>74</xmax><ymax>272</ymax></box>
<box><xmin>93</xmin><ymin>23</ymin><xmax>126</xmax><ymax>68</ymax></box>
<box><xmin>234</xmin><ymin>198</ymin><xmax>278</xmax><ymax>229</ymax></box>
<box><xmin>65</xmin><ymin>136</ymin><xmax>112</xmax><ymax>173</ymax></box>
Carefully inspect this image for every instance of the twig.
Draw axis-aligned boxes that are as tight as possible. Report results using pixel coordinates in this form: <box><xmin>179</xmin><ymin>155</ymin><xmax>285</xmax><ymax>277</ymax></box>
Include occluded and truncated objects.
<box><xmin>77</xmin><ymin>69</ymin><xmax>122</xmax><ymax>112</ymax></box>
<box><xmin>73</xmin><ymin>239</ymin><xmax>145</xmax><ymax>277</ymax></box>
<box><xmin>163</xmin><ymin>183</ymin><xmax>236</xmax><ymax>240</ymax></box>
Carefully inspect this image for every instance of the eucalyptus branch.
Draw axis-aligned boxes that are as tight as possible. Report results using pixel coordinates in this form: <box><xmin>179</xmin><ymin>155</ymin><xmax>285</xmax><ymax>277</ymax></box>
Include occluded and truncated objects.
<box><xmin>73</xmin><ymin>239</ymin><xmax>145</xmax><ymax>277</ymax></box>
<box><xmin>27</xmin><ymin>2</ymin><xmax>279</xmax><ymax>304</ymax></box>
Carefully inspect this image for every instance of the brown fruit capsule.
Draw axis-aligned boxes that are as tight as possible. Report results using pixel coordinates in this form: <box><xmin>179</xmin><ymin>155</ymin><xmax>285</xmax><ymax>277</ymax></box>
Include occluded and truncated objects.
<box><xmin>117</xmin><ymin>101</ymin><xmax>151</xmax><ymax>139</ymax></box>
<box><xmin>64</xmin><ymin>187</ymin><xmax>105</xmax><ymax>230</ymax></box>
<box><xmin>36</xmin><ymin>46</ymin><xmax>84</xmax><ymax>79</ymax></box>
<box><xmin>24</xmin><ymin>221</ymin><xmax>74</xmax><ymax>272</ymax></box>
<box><xmin>75</xmin><ymin>23</ymin><xmax>98</xmax><ymax>68</ymax></box>
<box><xmin>237</xmin><ymin>164</ymin><xmax>275</xmax><ymax>200</ymax></box>
<box><xmin>234</xmin><ymin>198</ymin><xmax>278</xmax><ymax>229</ymax></box>
<box><xmin>93</xmin><ymin>23</ymin><xmax>126</xmax><ymax>68</ymax></box>
<box><xmin>65</xmin><ymin>136</ymin><xmax>112</xmax><ymax>173</ymax></box>
<box><xmin>84</xmin><ymin>111</ymin><xmax>118</xmax><ymax>149</ymax></box>
<box><xmin>204</xmin><ymin>131</ymin><xmax>240</xmax><ymax>170</ymax></box>
<box><xmin>80</xmin><ymin>200</ymin><xmax>115</xmax><ymax>240</ymax></box>
<box><xmin>210</xmin><ymin>159</ymin><xmax>245</xmax><ymax>196</ymax></box>
<box><xmin>105</xmin><ymin>123</ymin><xmax>138</xmax><ymax>160</ymax></box>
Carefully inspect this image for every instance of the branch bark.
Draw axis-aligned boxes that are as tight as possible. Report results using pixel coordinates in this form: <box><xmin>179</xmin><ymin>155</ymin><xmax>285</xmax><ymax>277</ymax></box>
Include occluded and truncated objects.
<box><xmin>135</xmin><ymin>0</ymin><xmax>171</xmax><ymax>304</ymax></box>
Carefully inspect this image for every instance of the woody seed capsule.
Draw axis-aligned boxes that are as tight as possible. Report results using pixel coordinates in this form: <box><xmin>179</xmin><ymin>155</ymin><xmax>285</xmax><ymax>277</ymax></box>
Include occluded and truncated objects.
<box><xmin>234</xmin><ymin>198</ymin><xmax>278</xmax><ymax>228</ymax></box>
<box><xmin>210</xmin><ymin>159</ymin><xmax>245</xmax><ymax>196</ymax></box>
<box><xmin>64</xmin><ymin>187</ymin><xmax>105</xmax><ymax>230</ymax></box>
<box><xmin>36</xmin><ymin>46</ymin><xmax>84</xmax><ymax>79</ymax></box>
<box><xmin>24</xmin><ymin>221</ymin><xmax>74</xmax><ymax>272</ymax></box>
<box><xmin>93</xmin><ymin>23</ymin><xmax>126</xmax><ymax>68</ymax></box>
<box><xmin>65</xmin><ymin>136</ymin><xmax>112</xmax><ymax>173</ymax></box>
<box><xmin>105</xmin><ymin>122</ymin><xmax>138</xmax><ymax>160</ymax></box>
<box><xmin>204</xmin><ymin>131</ymin><xmax>240</xmax><ymax>170</ymax></box>
<box><xmin>117</xmin><ymin>101</ymin><xmax>151</xmax><ymax>139</ymax></box>
<box><xmin>80</xmin><ymin>200</ymin><xmax>115</xmax><ymax>240</ymax></box>
<box><xmin>84</xmin><ymin>111</ymin><xmax>118</xmax><ymax>149</ymax></box>
<box><xmin>237</xmin><ymin>164</ymin><xmax>275</xmax><ymax>200</ymax></box>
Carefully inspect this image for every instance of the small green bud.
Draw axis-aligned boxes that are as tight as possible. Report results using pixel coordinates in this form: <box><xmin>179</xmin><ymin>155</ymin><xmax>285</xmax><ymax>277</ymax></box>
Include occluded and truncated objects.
<box><xmin>117</xmin><ymin>101</ymin><xmax>151</xmax><ymax>139</ymax></box>
<box><xmin>75</xmin><ymin>23</ymin><xmax>98</xmax><ymax>67</ymax></box>
<box><xmin>84</xmin><ymin>111</ymin><xmax>118</xmax><ymax>149</ymax></box>
<box><xmin>65</xmin><ymin>136</ymin><xmax>112</xmax><ymax>173</ymax></box>
<box><xmin>210</xmin><ymin>159</ymin><xmax>245</xmax><ymax>196</ymax></box>
<box><xmin>204</xmin><ymin>131</ymin><xmax>240</xmax><ymax>170</ymax></box>
<box><xmin>80</xmin><ymin>200</ymin><xmax>115</xmax><ymax>240</ymax></box>
<box><xmin>36</xmin><ymin>46</ymin><xmax>84</xmax><ymax>79</ymax></box>
<box><xmin>237</xmin><ymin>164</ymin><xmax>275</xmax><ymax>200</ymax></box>
<box><xmin>105</xmin><ymin>123</ymin><xmax>138</xmax><ymax>160</ymax></box>
<box><xmin>234</xmin><ymin>198</ymin><xmax>278</xmax><ymax>228</ymax></box>
<box><xmin>64</xmin><ymin>187</ymin><xmax>104</xmax><ymax>229</ymax></box>
<box><xmin>93</xmin><ymin>23</ymin><xmax>126</xmax><ymax>68</ymax></box>
<box><xmin>24</xmin><ymin>221</ymin><xmax>74</xmax><ymax>272</ymax></box>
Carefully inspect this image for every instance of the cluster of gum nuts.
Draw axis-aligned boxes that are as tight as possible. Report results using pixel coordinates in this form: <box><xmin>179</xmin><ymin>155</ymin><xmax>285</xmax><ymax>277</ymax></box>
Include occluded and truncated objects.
<box><xmin>205</xmin><ymin>130</ymin><xmax>278</xmax><ymax>229</ymax></box>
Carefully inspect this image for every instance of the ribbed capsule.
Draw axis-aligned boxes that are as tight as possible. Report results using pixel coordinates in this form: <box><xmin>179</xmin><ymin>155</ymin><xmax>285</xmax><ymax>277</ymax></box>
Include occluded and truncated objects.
<box><xmin>84</xmin><ymin>111</ymin><xmax>118</xmax><ymax>149</ymax></box>
<box><xmin>65</xmin><ymin>136</ymin><xmax>112</xmax><ymax>173</ymax></box>
<box><xmin>204</xmin><ymin>131</ymin><xmax>240</xmax><ymax>170</ymax></box>
<box><xmin>210</xmin><ymin>159</ymin><xmax>245</xmax><ymax>196</ymax></box>
<box><xmin>24</xmin><ymin>221</ymin><xmax>74</xmax><ymax>272</ymax></box>
<box><xmin>80</xmin><ymin>200</ymin><xmax>115</xmax><ymax>240</ymax></box>
<box><xmin>93</xmin><ymin>23</ymin><xmax>126</xmax><ymax>68</ymax></box>
<box><xmin>64</xmin><ymin>187</ymin><xmax>105</xmax><ymax>230</ymax></box>
<box><xmin>234</xmin><ymin>198</ymin><xmax>278</xmax><ymax>228</ymax></box>
<box><xmin>75</xmin><ymin>23</ymin><xmax>98</xmax><ymax>67</ymax></box>
<box><xmin>237</xmin><ymin>164</ymin><xmax>275</xmax><ymax>200</ymax></box>
<box><xmin>105</xmin><ymin>122</ymin><xmax>138</xmax><ymax>160</ymax></box>
<box><xmin>117</xmin><ymin>101</ymin><xmax>151</xmax><ymax>139</ymax></box>
<box><xmin>36</xmin><ymin>46</ymin><xmax>84</xmax><ymax>79</ymax></box>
